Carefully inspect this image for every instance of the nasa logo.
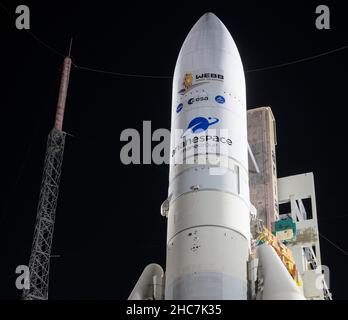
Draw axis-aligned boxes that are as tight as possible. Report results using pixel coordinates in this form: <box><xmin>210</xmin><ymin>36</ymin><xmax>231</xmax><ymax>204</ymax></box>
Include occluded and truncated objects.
<box><xmin>215</xmin><ymin>95</ymin><xmax>225</xmax><ymax>104</ymax></box>
<box><xmin>176</xmin><ymin>103</ymin><xmax>183</xmax><ymax>113</ymax></box>
<box><xmin>186</xmin><ymin>116</ymin><xmax>219</xmax><ymax>134</ymax></box>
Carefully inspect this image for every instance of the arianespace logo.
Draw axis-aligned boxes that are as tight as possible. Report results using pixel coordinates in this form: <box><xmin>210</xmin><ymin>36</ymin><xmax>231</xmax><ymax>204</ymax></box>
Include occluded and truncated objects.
<box><xmin>178</xmin><ymin>72</ymin><xmax>224</xmax><ymax>95</ymax></box>
<box><xmin>185</xmin><ymin>116</ymin><xmax>219</xmax><ymax>134</ymax></box>
<box><xmin>172</xmin><ymin>116</ymin><xmax>232</xmax><ymax>158</ymax></box>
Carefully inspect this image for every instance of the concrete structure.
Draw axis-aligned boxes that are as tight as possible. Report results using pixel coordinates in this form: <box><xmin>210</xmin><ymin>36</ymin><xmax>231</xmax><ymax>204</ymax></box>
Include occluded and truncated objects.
<box><xmin>248</xmin><ymin>107</ymin><xmax>279</xmax><ymax>231</ymax></box>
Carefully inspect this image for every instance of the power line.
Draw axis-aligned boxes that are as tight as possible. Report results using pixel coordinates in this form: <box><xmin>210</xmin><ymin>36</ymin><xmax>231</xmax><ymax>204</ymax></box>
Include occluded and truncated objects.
<box><xmin>71</xmin><ymin>43</ymin><xmax>348</xmax><ymax>78</ymax></box>
<box><xmin>0</xmin><ymin>2</ymin><xmax>65</xmax><ymax>58</ymax></box>
<box><xmin>74</xmin><ymin>43</ymin><xmax>348</xmax><ymax>77</ymax></box>
<box><xmin>319</xmin><ymin>233</ymin><xmax>348</xmax><ymax>257</ymax></box>
<box><xmin>2</xmin><ymin>2</ymin><xmax>348</xmax><ymax>79</ymax></box>
<box><xmin>245</xmin><ymin>44</ymin><xmax>348</xmax><ymax>73</ymax></box>
<box><xmin>25</xmin><ymin>29</ymin><xmax>66</xmax><ymax>58</ymax></box>
<box><xmin>320</xmin><ymin>214</ymin><xmax>348</xmax><ymax>221</ymax></box>
<box><xmin>73</xmin><ymin>64</ymin><xmax>172</xmax><ymax>79</ymax></box>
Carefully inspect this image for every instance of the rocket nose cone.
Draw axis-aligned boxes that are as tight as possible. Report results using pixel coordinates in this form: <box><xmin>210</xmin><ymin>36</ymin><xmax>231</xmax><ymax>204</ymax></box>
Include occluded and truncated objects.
<box><xmin>178</xmin><ymin>12</ymin><xmax>236</xmax><ymax>57</ymax></box>
<box><xmin>173</xmin><ymin>11</ymin><xmax>246</xmax><ymax>101</ymax></box>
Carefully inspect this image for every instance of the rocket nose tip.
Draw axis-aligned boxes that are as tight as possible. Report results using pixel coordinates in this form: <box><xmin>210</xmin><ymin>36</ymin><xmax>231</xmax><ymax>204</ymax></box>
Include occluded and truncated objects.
<box><xmin>201</xmin><ymin>12</ymin><xmax>218</xmax><ymax>19</ymax></box>
<box><xmin>199</xmin><ymin>12</ymin><xmax>221</xmax><ymax>23</ymax></box>
<box><xmin>193</xmin><ymin>12</ymin><xmax>224</xmax><ymax>31</ymax></box>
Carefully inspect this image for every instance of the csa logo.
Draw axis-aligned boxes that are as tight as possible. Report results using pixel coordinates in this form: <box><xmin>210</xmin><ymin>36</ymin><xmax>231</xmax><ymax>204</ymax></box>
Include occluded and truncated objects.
<box><xmin>176</xmin><ymin>103</ymin><xmax>183</xmax><ymax>113</ymax></box>
<box><xmin>215</xmin><ymin>95</ymin><xmax>225</xmax><ymax>104</ymax></box>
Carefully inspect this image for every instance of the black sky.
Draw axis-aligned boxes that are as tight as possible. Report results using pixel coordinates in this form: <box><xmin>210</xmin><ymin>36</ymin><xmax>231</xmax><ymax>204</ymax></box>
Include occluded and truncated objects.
<box><xmin>1</xmin><ymin>0</ymin><xmax>348</xmax><ymax>299</ymax></box>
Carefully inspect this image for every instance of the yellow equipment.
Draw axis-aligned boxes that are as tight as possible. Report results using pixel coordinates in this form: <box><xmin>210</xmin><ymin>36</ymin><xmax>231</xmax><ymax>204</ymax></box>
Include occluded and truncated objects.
<box><xmin>257</xmin><ymin>227</ymin><xmax>301</xmax><ymax>286</ymax></box>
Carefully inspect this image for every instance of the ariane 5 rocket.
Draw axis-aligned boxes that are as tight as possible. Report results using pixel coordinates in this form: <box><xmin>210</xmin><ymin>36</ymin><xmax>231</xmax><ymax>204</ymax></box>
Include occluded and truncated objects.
<box><xmin>164</xmin><ymin>12</ymin><xmax>251</xmax><ymax>299</ymax></box>
<box><xmin>128</xmin><ymin>12</ymin><xmax>308</xmax><ymax>301</ymax></box>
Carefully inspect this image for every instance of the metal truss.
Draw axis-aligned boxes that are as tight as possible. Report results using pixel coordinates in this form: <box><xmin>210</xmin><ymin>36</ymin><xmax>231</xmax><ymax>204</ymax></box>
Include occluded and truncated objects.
<box><xmin>22</xmin><ymin>128</ymin><xmax>66</xmax><ymax>300</ymax></box>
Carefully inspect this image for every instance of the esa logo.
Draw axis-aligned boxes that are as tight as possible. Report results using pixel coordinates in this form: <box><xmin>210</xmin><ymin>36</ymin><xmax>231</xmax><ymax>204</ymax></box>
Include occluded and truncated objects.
<box><xmin>188</xmin><ymin>96</ymin><xmax>209</xmax><ymax>105</ymax></box>
<box><xmin>215</xmin><ymin>95</ymin><xmax>225</xmax><ymax>104</ymax></box>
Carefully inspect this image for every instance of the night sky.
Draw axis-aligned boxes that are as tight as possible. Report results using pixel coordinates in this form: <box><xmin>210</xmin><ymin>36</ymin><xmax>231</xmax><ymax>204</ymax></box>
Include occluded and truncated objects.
<box><xmin>1</xmin><ymin>0</ymin><xmax>348</xmax><ymax>299</ymax></box>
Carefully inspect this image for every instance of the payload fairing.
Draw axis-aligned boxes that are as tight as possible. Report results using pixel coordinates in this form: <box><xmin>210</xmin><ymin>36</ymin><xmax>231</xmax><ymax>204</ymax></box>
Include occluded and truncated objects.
<box><xmin>165</xmin><ymin>12</ymin><xmax>251</xmax><ymax>299</ymax></box>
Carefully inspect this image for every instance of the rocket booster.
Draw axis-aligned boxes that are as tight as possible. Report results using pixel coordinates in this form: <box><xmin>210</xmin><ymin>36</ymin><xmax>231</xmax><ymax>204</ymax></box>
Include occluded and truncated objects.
<box><xmin>164</xmin><ymin>12</ymin><xmax>251</xmax><ymax>299</ymax></box>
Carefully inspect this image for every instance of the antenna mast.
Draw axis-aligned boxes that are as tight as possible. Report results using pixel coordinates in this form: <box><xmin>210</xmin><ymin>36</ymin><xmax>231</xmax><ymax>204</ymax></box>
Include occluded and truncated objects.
<box><xmin>23</xmin><ymin>44</ymin><xmax>72</xmax><ymax>300</ymax></box>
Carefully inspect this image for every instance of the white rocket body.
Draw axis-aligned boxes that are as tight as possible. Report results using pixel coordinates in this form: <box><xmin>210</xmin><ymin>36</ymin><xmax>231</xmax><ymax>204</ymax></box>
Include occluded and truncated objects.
<box><xmin>165</xmin><ymin>13</ymin><xmax>251</xmax><ymax>299</ymax></box>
